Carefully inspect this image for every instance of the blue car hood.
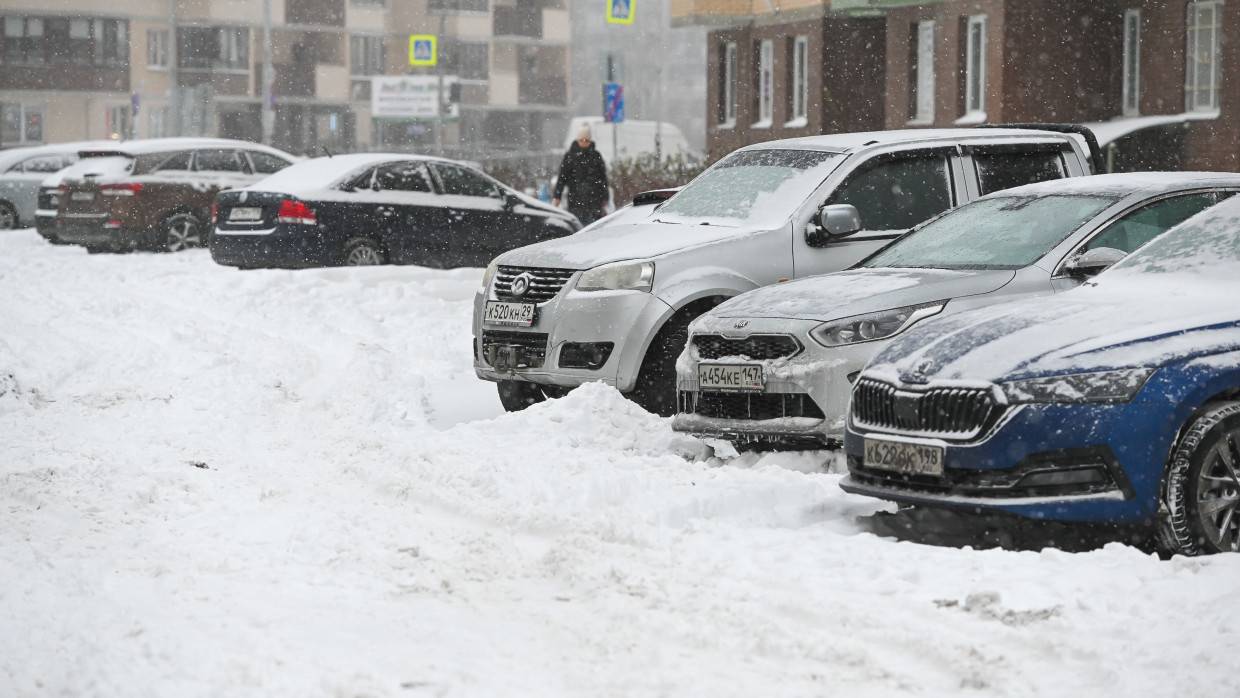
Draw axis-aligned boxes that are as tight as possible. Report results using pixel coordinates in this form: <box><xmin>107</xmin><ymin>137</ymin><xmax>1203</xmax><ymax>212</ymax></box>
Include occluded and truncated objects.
<box><xmin>867</xmin><ymin>277</ymin><xmax>1240</xmax><ymax>384</ymax></box>
<box><xmin>708</xmin><ymin>268</ymin><xmax>1016</xmax><ymax>322</ymax></box>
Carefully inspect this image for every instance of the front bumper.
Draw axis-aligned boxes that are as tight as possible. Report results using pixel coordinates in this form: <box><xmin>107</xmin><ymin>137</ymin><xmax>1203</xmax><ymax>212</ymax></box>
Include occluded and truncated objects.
<box><xmin>210</xmin><ymin>227</ymin><xmax>338</xmax><ymax>269</ymax></box>
<box><xmin>472</xmin><ymin>281</ymin><xmax>673</xmax><ymax>393</ymax></box>
<box><xmin>671</xmin><ymin>316</ymin><xmax>878</xmax><ymax>444</ymax></box>
<box><xmin>842</xmin><ymin>394</ymin><xmax>1176</xmax><ymax>524</ymax></box>
<box><xmin>51</xmin><ymin>217</ymin><xmax>155</xmax><ymax>250</ymax></box>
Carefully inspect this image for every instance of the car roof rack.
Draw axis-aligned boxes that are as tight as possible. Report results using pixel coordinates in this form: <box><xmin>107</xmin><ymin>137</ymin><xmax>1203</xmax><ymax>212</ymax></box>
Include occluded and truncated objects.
<box><xmin>976</xmin><ymin>123</ymin><xmax>1105</xmax><ymax>175</ymax></box>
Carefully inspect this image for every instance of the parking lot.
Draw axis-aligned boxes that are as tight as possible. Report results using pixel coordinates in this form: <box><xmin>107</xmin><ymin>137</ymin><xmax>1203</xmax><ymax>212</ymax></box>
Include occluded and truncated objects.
<box><xmin>3</xmin><ymin>228</ymin><xmax>1237</xmax><ymax>696</ymax></box>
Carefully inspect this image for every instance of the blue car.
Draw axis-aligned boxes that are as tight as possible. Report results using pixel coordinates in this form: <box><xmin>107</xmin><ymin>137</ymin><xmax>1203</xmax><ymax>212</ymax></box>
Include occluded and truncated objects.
<box><xmin>841</xmin><ymin>195</ymin><xmax>1240</xmax><ymax>555</ymax></box>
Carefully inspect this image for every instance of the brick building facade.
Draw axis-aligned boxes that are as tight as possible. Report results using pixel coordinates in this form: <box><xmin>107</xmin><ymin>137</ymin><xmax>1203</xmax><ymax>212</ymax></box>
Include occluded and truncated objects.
<box><xmin>675</xmin><ymin>0</ymin><xmax>1237</xmax><ymax>171</ymax></box>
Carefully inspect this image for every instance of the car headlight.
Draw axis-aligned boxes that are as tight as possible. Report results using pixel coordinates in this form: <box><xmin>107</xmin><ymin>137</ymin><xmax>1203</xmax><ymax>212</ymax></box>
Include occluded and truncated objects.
<box><xmin>1001</xmin><ymin>368</ymin><xmax>1155</xmax><ymax>404</ymax></box>
<box><xmin>480</xmin><ymin>260</ymin><xmax>499</xmax><ymax>292</ymax></box>
<box><xmin>809</xmin><ymin>302</ymin><xmax>945</xmax><ymax>347</ymax></box>
<box><xmin>575</xmin><ymin>260</ymin><xmax>655</xmax><ymax>293</ymax></box>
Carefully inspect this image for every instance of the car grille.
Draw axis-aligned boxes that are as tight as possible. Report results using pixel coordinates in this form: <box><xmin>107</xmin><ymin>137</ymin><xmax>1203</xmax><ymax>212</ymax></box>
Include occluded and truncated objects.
<box><xmin>481</xmin><ymin>330</ymin><xmax>548</xmax><ymax>369</ymax></box>
<box><xmin>679</xmin><ymin>391</ymin><xmax>825</xmax><ymax>421</ymax></box>
<box><xmin>692</xmin><ymin>334</ymin><xmax>801</xmax><ymax>360</ymax></box>
<box><xmin>494</xmin><ymin>266</ymin><xmax>576</xmax><ymax>303</ymax></box>
<box><xmin>852</xmin><ymin>378</ymin><xmax>999</xmax><ymax>439</ymax></box>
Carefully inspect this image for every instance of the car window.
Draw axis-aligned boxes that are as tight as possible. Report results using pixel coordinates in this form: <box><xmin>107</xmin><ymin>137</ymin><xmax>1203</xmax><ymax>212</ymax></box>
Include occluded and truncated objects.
<box><xmin>373</xmin><ymin>162</ymin><xmax>434</xmax><ymax>193</ymax></box>
<box><xmin>861</xmin><ymin>194</ymin><xmax>1119</xmax><ymax>270</ymax></box>
<box><xmin>16</xmin><ymin>154</ymin><xmax>64</xmax><ymax>173</ymax></box>
<box><xmin>247</xmin><ymin>151</ymin><xmax>291</xmax><ymax>175</ymax></box>
<box><xmin>149</xmin><ymin>151</ymin><xmax>193</xmax><ymax>172</ymax></box>
<box><xmin>434</xmin><ymin>164</ymin><xmax>501</xmax><ymax>199</ymax></box>
<box><xmin>194</xmin><ymin>149</ymin><xmax>248</xmax><ymax>173</ymax></box>
<box><xmin>827</xmin><ymin>154</ymin><xmax>953</xmax><ymax>232</ymax></box>
<box><xmin>1084</xmin><ymin>192</ymin><xmax>1230</xmax><ymax>254</ymax></box>
<box><xmin>974</xmin><ymin>150</ymin><xmax>1066</xmax><ymax>195</ymax></box>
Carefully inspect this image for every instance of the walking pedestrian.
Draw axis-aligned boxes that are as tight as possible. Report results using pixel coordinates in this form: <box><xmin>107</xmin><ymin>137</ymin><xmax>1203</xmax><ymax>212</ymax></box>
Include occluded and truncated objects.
<box><xmin>553</xmin><ymin>126</ymin><xmax>609</xmax><ymax>226</ymax></box>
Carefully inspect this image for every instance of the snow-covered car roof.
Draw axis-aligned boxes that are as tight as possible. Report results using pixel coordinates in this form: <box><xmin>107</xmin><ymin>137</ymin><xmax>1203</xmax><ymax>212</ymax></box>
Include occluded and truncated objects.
<box><xmin>744</xmin><ymin>128</ymin><xmax>1084</xmax><ymax>154</ymax></box>
<box><xmin>240</xmin><ymin>152</ymin><xmax>465</xmax><ymax>195</ymax></box>
<box><xmin>989</xmin><ymin>171</ymin><xmax>1240</xmax><ymax>199</ymax></box>
<box><xmin>0</xmin><ymin>140</ymin><xmax>117</xmax><ymax>171</ymax></box>
<box><xmin>77</xmin><ymin>137</ymin><xmax>294</xmax><ymax>159</ymax></box>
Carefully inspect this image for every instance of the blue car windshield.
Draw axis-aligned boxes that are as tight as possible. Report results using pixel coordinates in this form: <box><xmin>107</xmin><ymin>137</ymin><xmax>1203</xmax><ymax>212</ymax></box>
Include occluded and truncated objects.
<box><xmin>860</xmin><ymin>194</ymin><xmax>1119</xmax><ymax>270</ymax></box>
<box><xmin>656</xmin><ymin>149</ymin><xmax>840</xmax><ymax>229</ymax></box>
<box><xmin>1104</xmin><ymin>196</ymin><xmax>1240</xmax><ymax>280</ymax></box>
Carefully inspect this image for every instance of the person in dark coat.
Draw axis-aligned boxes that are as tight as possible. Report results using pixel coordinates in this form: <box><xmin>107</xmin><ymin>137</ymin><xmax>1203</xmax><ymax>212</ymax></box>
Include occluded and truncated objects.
<box><xmin>553</xmin><ymin>126</ymin><xmax>610</xmax><ymax>226</ymax></box>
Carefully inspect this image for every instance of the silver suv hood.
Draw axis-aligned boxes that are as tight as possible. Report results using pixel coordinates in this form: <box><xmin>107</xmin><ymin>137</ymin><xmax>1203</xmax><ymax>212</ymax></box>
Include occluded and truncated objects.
<box><xmin>497</xmin><ymin>219</ymin><xmax>760</xmax><ymax>269</ymax></box>
<box><xmin>709</xmin><ymin>268</ymin><xmax>1017</xmax><ymax>322</ymax></box>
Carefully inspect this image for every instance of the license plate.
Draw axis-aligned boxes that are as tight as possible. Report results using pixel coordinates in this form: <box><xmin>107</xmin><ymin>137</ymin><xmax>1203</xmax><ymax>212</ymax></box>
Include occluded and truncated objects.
<box><xmin>698</xmin><ymin>362</ymin><xmax>764</xmax><ymax>392</ymax></box>
<box><xmin>229</xmin><ymin>206</ymin><xmax>263</xmax><ymax>222</ymax></box>
<box><xmin>484</xmin><ymin>301</ymin><xmax>536</xmax><ymax>327</ymax></box>
<box><xmin>864</xmin><ymin>438</ymin><xmax>945</xmax><ymax>477</ymax></box>
<box><xmin>71</xmin><ymin>191</ymin><xmax>94</xmax><ymax>202</ymax></box>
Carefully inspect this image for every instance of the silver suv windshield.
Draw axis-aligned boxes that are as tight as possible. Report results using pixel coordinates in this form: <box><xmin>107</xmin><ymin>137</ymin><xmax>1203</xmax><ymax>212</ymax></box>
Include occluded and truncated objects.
<box><xmin>656</xmin><ymin>149</ymin><xmax>840</xmax><ymax>229</ymax></box>
<box><xmin>860</xmin><ymin>194</ymin><xmax>1119</xmax><ymax>270</ymax></box>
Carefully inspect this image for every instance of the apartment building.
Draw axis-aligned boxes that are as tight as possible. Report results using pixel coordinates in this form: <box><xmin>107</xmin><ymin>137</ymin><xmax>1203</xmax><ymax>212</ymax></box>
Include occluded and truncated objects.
<box><xmin>674</xmin><ymin>0</ymin><xmax>1237</xmax><ymax>171</ymax></box>
<box><xmin>0</xmin><ymin>0</ymin><xmax>571</xmax><ymax>166</ymax></box>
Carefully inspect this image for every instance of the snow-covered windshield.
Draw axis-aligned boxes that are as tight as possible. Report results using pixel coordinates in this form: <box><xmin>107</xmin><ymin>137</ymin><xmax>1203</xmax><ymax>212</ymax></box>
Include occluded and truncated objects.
<box><xmin>861</xmin><ymin>194</ymin><xmax>1118</xmax><ymax>270</ymax></box>
<box><xmin>655</xmin><ymin>149</ymin><xmax>839</xmax><ymax>229</ymax></box>
<box><xmin>1103</xmin><ymin>196</ymin><xmax>1240</xmax><ymax>281</ymax></box>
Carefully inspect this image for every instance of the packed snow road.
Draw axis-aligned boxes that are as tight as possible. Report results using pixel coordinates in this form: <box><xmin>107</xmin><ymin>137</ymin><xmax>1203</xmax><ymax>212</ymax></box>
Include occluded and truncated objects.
<box><xmin>1</xmin><ymin>229</ymin><xmax>1237</xmax><ymax>697</ymax></box>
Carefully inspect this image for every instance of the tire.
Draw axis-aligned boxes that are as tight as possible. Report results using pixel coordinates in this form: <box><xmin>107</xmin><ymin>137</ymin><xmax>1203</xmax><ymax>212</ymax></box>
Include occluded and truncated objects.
<box><xmin>0</xmin><ymin>202</ymin><xmax>17</xmax><ymax>230</ymax></box>
<box><xmin>497</xmin><ymin>380</ymin><xmax>549</xmax><ymax>412</ymax></box>
<box><xmin>342</xmin><ymin>237</ymin><xmax>386</xmax><ymax>266</ymax></box>
<box><xmin>628</xmin><ymin>311</ymin><xmax>695</xmax><ymax>417</ymax></box>
<box><xmin>161</xmin><ymin>212</ymin><xmax>206</xmax><ymax>252</ymax></box>
<box><xmin>1159</xmin><ymin>401</ymin><xmax>1240</xmax><ymax>555</ymax></box>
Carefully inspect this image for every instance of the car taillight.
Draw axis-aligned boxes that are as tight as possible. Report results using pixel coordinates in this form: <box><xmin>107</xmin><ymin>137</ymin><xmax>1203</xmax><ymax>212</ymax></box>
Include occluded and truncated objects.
<box><xmin>276</xmin><ymin>198</ymin><xmax>317</xmax><ymax>226</ymax></box>
<box><xmin>210</xmin><ymin>201</ymin><xmax>219</xmax><ymax>225</ymax></box>
<box><xmin>101</xmin><ymin>182</ymin><xmax>143</xmax><ymax>197</ymax></box>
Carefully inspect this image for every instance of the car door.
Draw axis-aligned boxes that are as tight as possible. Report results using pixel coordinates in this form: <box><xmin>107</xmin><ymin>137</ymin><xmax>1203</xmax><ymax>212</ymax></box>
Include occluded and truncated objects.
<box><xmin>429</xmin><ymin>162</ymin><xmax>518</xmax><ymax>267</ymax></box>
<box><xmin>365</xmin><ymin>161</ymin><xmax>451</xmax><ymax>265</ymax></box>
<box><xmin>1049</xmin><ymin>190</ymin><xmax>1234</xmax><ymax>291</ymax></box>
<box><xmin>2</xmin><ymin>152</ymin><xmax>65</xmax><ymax>225</ymax></box>
<box><xmin>794</xmin><ymin>148</ymin><xmax>962</xmax><ymax>277</ymax></box>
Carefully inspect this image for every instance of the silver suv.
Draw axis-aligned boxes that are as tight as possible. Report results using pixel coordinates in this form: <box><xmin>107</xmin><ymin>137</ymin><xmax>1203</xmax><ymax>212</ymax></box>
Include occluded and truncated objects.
<box><xmin>472</xmin><ymin>128</ymin><xmax>1097</xmax><ymax>414</ymax></box>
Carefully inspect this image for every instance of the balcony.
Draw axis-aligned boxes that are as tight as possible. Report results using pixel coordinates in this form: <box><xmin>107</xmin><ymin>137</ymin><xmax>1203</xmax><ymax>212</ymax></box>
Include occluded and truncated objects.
<box><xmin>493</xmin><ymin>6</ymin><xmax>542</xmax><ymax>39</ymax></box>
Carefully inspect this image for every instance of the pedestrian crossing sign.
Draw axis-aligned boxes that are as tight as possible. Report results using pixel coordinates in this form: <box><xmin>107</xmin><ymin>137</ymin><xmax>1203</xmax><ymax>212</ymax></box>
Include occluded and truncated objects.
<box><xmin>606</xmin><ymin>0</ymin><xmax>635</xmax><ymax>25</ymax></box>
<box><xmin>409</xmin><ymin>35</ymin><xmax>437</xmax><ymax>67</ymax></box>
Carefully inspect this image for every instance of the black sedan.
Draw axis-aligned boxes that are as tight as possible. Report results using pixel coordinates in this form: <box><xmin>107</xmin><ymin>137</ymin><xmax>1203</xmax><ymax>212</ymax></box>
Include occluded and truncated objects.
<box><xmin>210</xmin><ymin>153</ymin><xmax>580</xmax><ymax>269</ymax></box>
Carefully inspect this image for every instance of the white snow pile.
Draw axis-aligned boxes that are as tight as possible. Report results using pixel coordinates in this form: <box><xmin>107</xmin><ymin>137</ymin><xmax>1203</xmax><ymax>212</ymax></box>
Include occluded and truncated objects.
<box><xmin>2</xmin><ymin>229</ymin><xmax>1239</xmax><ymax>697</ymax></box>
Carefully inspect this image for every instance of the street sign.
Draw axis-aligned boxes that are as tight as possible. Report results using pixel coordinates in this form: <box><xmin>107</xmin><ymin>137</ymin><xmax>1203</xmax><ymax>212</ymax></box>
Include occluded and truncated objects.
<box><xmin>606</xmin><ymin>0</ymin><xmax>636</xmax><ymax>25</ymax></box>
<box><xmin>603</xmin><ymin>82</ymin><xmax>624</xmax><ymax>123</ymax></box>
<box><xmin>409</xmin><ymin>35</ymin><xmax>437</xmax><ymax>66</ymax></box>
<box><xmin>372</xmin><ymin>76</ymin><xmax>459</xmax><ymax>119</ymax></box>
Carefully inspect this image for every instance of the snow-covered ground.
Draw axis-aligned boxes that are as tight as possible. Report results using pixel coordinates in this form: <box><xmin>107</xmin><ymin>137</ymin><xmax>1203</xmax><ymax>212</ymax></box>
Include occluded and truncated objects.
<box><xmin>1</xmin><ymin>228</ymin><xmax>1237</xmax><ymax>697</ymax></box>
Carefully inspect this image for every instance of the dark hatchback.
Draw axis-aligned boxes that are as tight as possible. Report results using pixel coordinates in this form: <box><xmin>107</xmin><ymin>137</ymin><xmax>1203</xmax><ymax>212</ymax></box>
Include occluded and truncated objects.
<box><xmin>211</xmin><ymin>153</ymin><xmax>581</xmax><ymax>269</ymax></box>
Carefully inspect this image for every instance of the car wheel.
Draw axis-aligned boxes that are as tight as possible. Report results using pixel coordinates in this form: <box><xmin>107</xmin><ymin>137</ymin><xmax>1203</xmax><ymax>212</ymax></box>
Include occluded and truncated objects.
<box><xmin>497</xmin><ymin>380</ymin><xmax>548</xmax><ymax>412</ymax></box>
<box><xmin>0</xmin><ymin>202</ymin><xmax>17</xmax><ymax>230</ymax></box>
<box><xmin>162</xmin><ymin>213</ymin><xmax>205</xmax><ymax>252</ymax></box>
<box><xmin>1159</xmin><ymin>401</ymin><xmax>1240</xmax><ymax>555</ymax></box>
<box><xmin>628</xmin><ymin>311</ymin><xmax>694</xmax><ymax>417</ymax></box>
<box><xmin>343</xmin><ymin>238</ymin><xmax>386</xmax><ymax>266</ymax></box>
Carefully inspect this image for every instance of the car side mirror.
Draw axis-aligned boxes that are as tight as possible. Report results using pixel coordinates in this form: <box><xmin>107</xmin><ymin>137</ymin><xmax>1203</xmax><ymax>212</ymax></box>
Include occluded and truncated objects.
<box><xmin>1064</xmin><ymin>246</ymin><xmax>1127</xmax><ymax>277</ymax></box>
<box><xmin>805</xmin><ymin>204</ymin><xmax>862</xmax><ymax>247</ymax></box>
<box><xmin>503</xmin><ymin>193</ymin><xmax>520</xmax><ymax>211</ymax></box>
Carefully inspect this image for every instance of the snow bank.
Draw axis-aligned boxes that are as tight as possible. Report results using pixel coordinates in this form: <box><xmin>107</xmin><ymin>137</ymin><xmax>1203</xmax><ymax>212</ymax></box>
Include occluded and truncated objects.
<box><xmin>2</xmin><ymin>230</ymin><xmax>1238</xmax><ymax>697</ymax></box>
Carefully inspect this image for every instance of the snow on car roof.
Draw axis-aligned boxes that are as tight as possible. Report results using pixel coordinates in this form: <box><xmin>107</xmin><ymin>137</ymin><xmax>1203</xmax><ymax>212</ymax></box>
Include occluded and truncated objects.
<box><xmin>241</xmin><ymin>152</ymin><xmax>455</xmax><ymax>195</ymax></box>
<box><xmin>746</xmin><ymin>128</ymin><xmax>1080</xmax><ymax>153</ymax></box>
<box><xmin>0</xmin><ymin>140</ymin><xmax>116</xmax><ymax>170</ymax></box>
<box><xmin>77</xmin><ymin>137</ymin><xmax>293</xmax><ymax>158</ymax></box>
<box><xmin>983</xmin><ymin>171</ymin><xmax>1240</xmax><ymax>199</ymax></box>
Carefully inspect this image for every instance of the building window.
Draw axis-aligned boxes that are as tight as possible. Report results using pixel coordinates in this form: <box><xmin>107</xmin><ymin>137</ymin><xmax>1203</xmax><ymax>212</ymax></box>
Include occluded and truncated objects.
<box><xmin>94</xmin><ymin>18</ymin><xmax>127</xmax><ymax>65</ymax></box>
<box><xmin>1121</xmin><ymin>9</ymin><xmax>1141</xmax><ymax>116</ymax></box>
<box><xmin>786</xmin><ymin>36</ymin><xmax>808</xmax><ymax>126</ymax></box>
<box><xmin>148</xmin><ymin>28</ymin><xmax>168</xmax><ymax>68</ymax></box>
<box><xmin>1</xmin><ymin>103</ymin><xmax>44</xmax><ymax>144</ymax></box>
<box><xmin>3</xmin><ymin>17</ymin><xmax>45</xmax><ymax>65</ymax></box>
<box><xmin>910</xmin><ymin>20</ymin><xmax>936</xmax><ymax>123</ymax></box>
<box><xmin>963</xmin><ymin>14</ymin><xmax>987</xmax><ymax>118</ymax></box>
<box><xmin>1186</xmin><ymin>1</ymin><xmax>1222</xmax><ymax>112</ymax></box>
<box><xmin>753</xmin><ymin>39</ymin><xmax>773</xmax><ymax>127</ymax></box>
<box><xmin>718</xmin><ymin>41</ymin><xmax>737</xmax><ymax>126</ymax></box>
<box><xmin>179</xmin><ymin>26</ymin><xmax>248</xmax><ymax>70</ymax></box>
<box><xmin>106</xmin><ymin>104</ymin><xmax>131</xmax><ymax>140</ymax></box>
<box><xmin>350</xmin><ymin>35</ymin><xmax>384</xmax><ymax>75</ymax></box>
<box><xmin>148</xmin><ymin>107</ymin><xmax>168</xmax><ymax>138</ymax></box>
<box><xmin>443</xmin><ymin>40</ymin><xmax>488</xmax><ymax>81</ymax></box>
<box><xmin>69</xmin><ymin>18</ymin><xmax>91</xmax><ymax>64</ymax></box>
